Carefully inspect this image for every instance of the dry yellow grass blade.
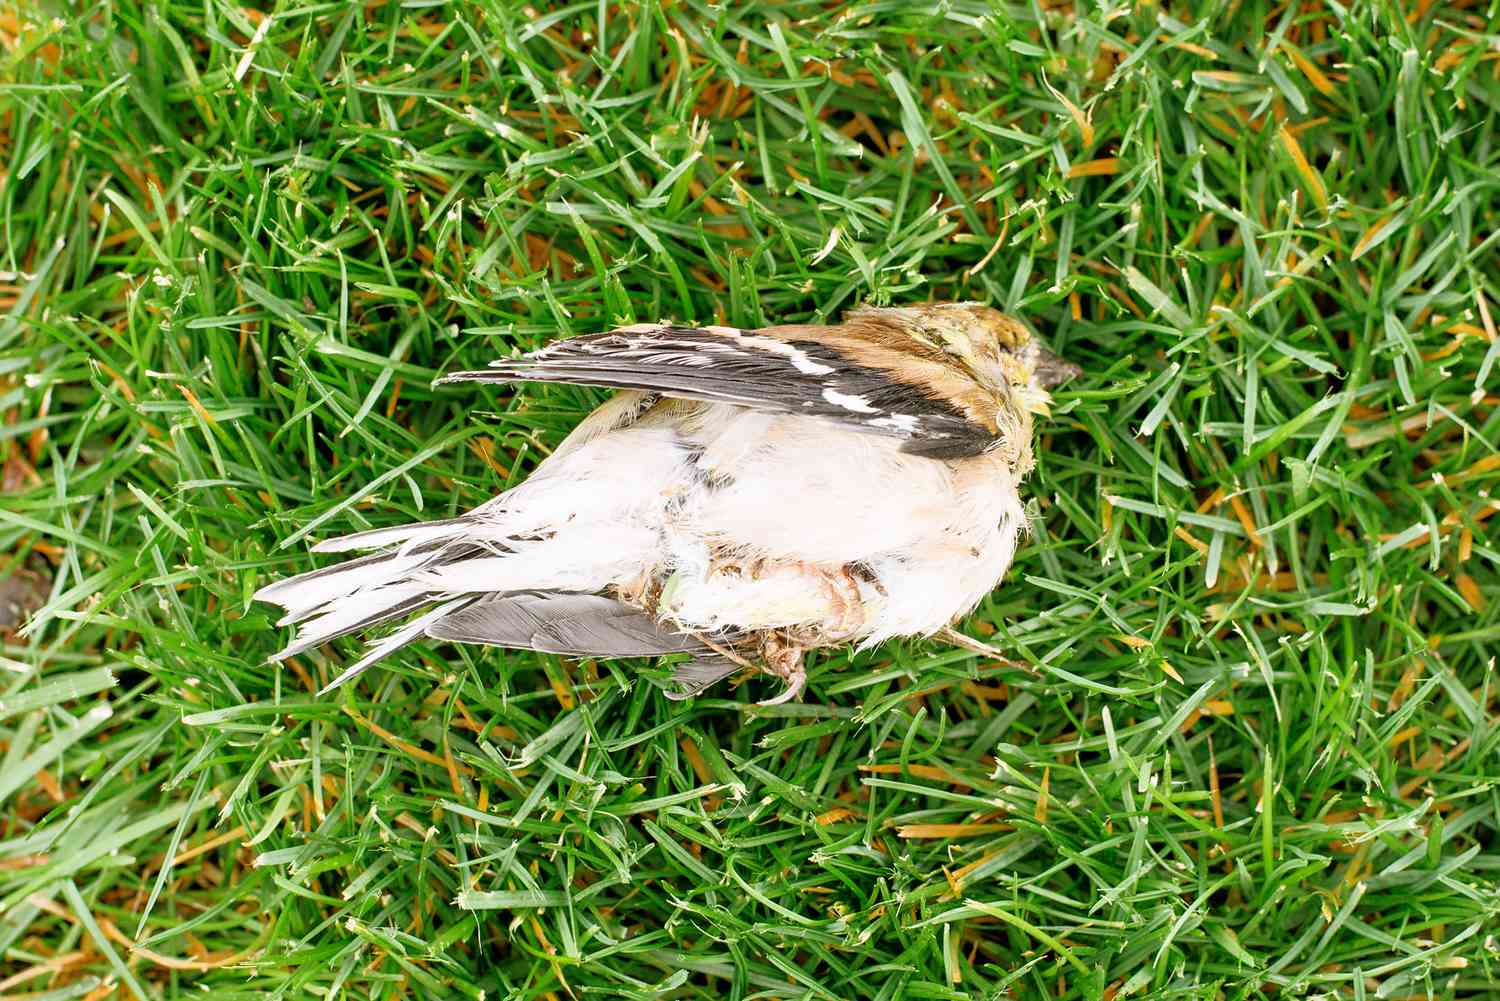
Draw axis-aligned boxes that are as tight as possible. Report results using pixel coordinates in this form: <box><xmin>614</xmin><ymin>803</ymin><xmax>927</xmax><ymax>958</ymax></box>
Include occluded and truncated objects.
<box><xmin>1278</xmin><ymin>123</ymin><xmax>1328</xmax><ymax>211</ymax></box>
<box><xmin>1066</xmin><ymin>157</ymin><xmax>1120</xmax><ymax>178</ymax></box>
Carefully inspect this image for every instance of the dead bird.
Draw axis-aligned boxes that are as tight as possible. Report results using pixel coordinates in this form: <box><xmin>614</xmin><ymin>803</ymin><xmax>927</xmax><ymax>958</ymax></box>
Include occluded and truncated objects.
<box><xmin>253</xmin><ymin>302</ymin><xmax>1079</xmax><ymax>701</ymax></box>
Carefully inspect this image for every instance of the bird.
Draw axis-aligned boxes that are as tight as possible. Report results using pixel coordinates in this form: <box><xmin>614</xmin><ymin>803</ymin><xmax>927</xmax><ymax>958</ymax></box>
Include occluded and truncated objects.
<box><xmin>252</xmin><ymin>302</ymin><xmax>1079</xmax><ymax>702</ymax></box>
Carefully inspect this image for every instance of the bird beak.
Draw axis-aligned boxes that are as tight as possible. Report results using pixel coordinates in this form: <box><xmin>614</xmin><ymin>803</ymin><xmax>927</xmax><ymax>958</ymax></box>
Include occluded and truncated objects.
<box><xmin>1033</xmin><ymin>347</ymin><xmax>1082</xmax><ymax>390</ymax></box>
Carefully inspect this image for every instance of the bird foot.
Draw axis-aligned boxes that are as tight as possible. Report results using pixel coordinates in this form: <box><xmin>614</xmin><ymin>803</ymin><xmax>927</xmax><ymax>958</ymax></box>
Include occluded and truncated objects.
<box><xmin>757</xmin><ymin>633</ymin><xmax>806</xmax><ymax>705</ymax></box>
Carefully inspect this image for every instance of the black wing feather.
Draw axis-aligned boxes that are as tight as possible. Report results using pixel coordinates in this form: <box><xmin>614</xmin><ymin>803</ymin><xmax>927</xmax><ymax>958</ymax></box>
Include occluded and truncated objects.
<box><xmin>438</xmin><ymin>326</ymin><xmax>993</xmax><ymax>457</ymax></box>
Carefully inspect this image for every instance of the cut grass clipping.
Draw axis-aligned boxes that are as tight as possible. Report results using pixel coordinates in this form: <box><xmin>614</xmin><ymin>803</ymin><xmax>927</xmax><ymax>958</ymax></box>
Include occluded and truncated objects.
<box><xmin>3</xmin><ymin>3</ymin><xmax>1500</xmax><ymax>999</ymax></box>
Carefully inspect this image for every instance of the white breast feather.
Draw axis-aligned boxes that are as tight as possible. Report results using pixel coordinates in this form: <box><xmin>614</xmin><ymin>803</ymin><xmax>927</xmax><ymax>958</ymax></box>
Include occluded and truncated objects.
<box><xmin>655</xmin><ymin>408</ymin><xmax>1024</xmax><ymax>638</ymax></box>
<box><xmin>676</xmin><ymin>409</ymin><xmax>959</xmax><ymax>565</ymax></box>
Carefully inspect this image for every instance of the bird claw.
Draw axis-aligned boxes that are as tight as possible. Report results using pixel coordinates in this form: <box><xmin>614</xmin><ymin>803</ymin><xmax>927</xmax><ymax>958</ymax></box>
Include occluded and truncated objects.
<box><xmin>756</xmin><ymin>633</ymin><xmax>807</xmax><ymax>705</ymax></box>
<box><xmin>756</xmin><ymin>668</ymin><xmax>805</xmax><ymax>706</ymax></box>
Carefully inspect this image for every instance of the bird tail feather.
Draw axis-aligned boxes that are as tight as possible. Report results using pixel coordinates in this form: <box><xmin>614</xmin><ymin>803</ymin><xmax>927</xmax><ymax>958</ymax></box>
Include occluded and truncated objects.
<box><xmin>254</xmin><ymin>518</ymin><xmax>490</xmax><ymax>688</ymax></box>
<box><xmin>254</xmin><ymin>519</ymin><xmax>724</xmax><ymax>694</ymax></box>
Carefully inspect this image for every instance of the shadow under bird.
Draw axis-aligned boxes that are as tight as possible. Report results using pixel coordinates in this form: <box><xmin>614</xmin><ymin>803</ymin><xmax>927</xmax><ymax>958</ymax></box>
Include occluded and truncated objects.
<box><xmin>253</xmin><ymin>302</ymin><xmax>1079</xmax><ymax>701</ymax></box>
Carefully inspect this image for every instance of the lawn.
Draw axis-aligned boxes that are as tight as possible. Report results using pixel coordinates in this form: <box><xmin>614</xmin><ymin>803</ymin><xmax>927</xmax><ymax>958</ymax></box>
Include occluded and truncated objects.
<box><xmin>3</xmin><ymin>1</ymin><xmax>1500</xmax><ymax>998</ymax></box>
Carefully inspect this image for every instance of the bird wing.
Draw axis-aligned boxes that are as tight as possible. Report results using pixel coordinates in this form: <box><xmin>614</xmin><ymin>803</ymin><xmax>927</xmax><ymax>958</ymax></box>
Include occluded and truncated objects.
<box><xmin>426</xmin><ymin>591</ymin><xmax>739</xmax><ymax>700</ymax></box>
<box><xmin>425</xmin><ymin>590</ymin><xmax>706</xmax><ymax>657</ymax></box>
<box><xmin>438</xmin><ymin>323</ymin><xmax>998</xmax><ymax>459</ymax></box>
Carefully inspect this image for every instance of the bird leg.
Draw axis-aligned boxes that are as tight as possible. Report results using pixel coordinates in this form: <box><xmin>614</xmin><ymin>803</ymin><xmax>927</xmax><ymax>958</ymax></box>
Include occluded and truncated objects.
<box><xmin>613</xmin><ymin>571</ymin><xmax>659</xmax><ymax>613</ymax></box>
<box><xmin>758</xmin><ymin>562</ymin><xmax>865</xmax><ymax>704</ymax></box>
<box><xmin>767</xmin><ymin>561</ymin><xmax>864</xmax><ymax>644</ymax></box>
<box><xmin>667</xmin><ymin>557</ymin><xmax>867</xmax><ymax>703</ymax></box>
<box><xmin>938</xmin><ymin>626</ymin><xmax>1032</xmax><ymax>673</ymax></box>
<box><xmin>676</xmin><ymin>632</ymin><xmax>805</xmax><ymax>704</ymax></box>
<box><xmin>813</xmin><ymin>564</ymin><xmax>865</xmax><ymax>641</ymax></box>
<box><xmin>694</xmin><ymin>633</ymin><xmax>759</xmax><ymax>671</ymax></box>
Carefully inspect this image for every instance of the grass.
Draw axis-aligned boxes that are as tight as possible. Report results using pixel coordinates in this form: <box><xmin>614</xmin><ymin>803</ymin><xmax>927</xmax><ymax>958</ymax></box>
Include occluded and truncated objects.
<box><xmin>2</xmin><ymin>0</ymin><xmax>1499</xmax><ymax>997</ymax></box>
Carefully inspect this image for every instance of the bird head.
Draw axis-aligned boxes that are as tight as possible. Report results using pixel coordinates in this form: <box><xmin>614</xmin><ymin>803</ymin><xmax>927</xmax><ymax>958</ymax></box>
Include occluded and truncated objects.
<box><xmin>878</xmin><ymin>302</ymin><xmax>1081</xmax><ymax>417</ymax></box>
